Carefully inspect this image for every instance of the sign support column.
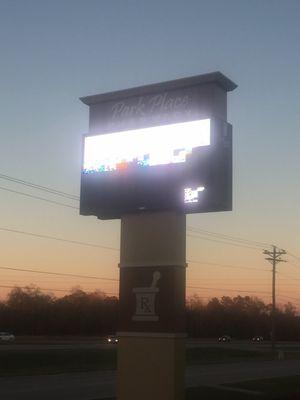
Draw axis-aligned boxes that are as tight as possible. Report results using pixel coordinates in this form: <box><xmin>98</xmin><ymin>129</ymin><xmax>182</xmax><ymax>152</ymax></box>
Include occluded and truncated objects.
<box><xmin>117</xmin><ymin>211</ymin><xmax>186</xmax><ymax>400</ymax></box>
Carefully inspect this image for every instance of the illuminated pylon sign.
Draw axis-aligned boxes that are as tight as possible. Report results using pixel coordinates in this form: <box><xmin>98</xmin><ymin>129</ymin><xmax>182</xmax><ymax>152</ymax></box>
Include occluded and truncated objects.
<box><xmin>80</xmin><ymin>72</ymin><xmax>236</xmax><ymax>220</ymax></box>
<box><xmin>79</xmin><ymin>72</ymin><xmax>237</xmax><ymax>400</ymax></box>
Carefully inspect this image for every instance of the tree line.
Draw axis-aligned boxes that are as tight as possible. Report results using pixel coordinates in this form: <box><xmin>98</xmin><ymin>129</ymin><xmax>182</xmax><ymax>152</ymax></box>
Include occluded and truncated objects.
<box><xmin>0</xmin><ymin>286</ymin><xmax>299</xmax><ymax>339</ymax></box>
<box><xmin>186</xmin><ymin>294</ymin><xmax>300</xmax><ymax>340</ymax></box>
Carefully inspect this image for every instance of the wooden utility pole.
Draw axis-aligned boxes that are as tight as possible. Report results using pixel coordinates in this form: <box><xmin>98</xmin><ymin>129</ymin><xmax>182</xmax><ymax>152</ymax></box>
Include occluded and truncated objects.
<box><xmin>263</xmin><ymin>246</ymin><xmax>286</xmax><ymax>351</ymax></box>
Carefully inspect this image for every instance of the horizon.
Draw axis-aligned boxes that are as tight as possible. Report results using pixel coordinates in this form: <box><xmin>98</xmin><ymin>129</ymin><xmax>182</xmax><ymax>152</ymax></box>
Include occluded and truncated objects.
<box><xmin>0</xmin><ymin>0</ymin><xmax>299</xmax><ymax>310</ymax></box>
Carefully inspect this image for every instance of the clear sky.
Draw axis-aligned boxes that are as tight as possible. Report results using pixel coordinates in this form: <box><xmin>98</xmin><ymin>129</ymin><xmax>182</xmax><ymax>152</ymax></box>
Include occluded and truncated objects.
<box><xmin>0</xmin><ymin>0</ymin><xmax>299</xmax><ymax>308</ymax></box>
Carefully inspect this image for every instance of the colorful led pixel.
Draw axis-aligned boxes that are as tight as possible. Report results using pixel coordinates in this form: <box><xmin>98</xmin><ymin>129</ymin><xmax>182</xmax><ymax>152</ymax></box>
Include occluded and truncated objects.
<box><xmin>83</xmin><ymin>119</ymin><xmax>210</xmax><ymax>173</ymax></box>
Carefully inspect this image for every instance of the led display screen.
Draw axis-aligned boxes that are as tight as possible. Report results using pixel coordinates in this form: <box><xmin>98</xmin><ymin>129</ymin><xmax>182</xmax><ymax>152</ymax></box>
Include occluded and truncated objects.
<box><xmin>83</xmin><ymin>119</ymin><xmax>210</xmax><ymax>173</ymax></box>
<box><xmin>80</xmin><ymin>118</ymin><xmax>232</xmax><ymax>219</ymax></box>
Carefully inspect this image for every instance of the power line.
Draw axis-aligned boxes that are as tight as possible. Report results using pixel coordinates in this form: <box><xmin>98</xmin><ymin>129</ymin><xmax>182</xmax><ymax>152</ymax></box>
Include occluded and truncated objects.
<box><xmin>0</xmin><ymin>225</ymin><xmax>267</xmax><ymax>257</ymax></box>
<box><xmin>277</xmin><ymin>272</ymin><xmax>300</xmax><ymax>282</ymax></box>
<box><xmin>0</xmin><ymin>266</ymin><xmax>118</xmax><ymax>282</ymax></box>
<box><xmin>1</xmin><ymin>283</ymin><xmax>297</xmax><ymax>307</ymax></box>
<box><xmin>287</xmin><ymin>251</ymin><xmax>300</xmax><ymax>262</ymax></box>
<box><xmin>0</xmin><ymin>226</ymin><xmax>119</xmax><ymax>252</ymax></box>
<box><xmin>187</xmin><ymin>226</ymin><xmax>269</xmax><ymax>248</ymax></box>
<box><xmin>0</xmin><ymin>265</ymin><xmax>269</xmax><ymax>296</ymax></box>
<box><xmin>187</xmin><ymin>233</ymin><xmax>264</xmax><ymax>250</ymax></box>
<box><xmin>286</xmin><ymin>253</ymin><xmax>300</xmax><ymax>268</ymax></box>
<box><xmin>0</xmin><ymin>186</ymin><xmax>78</xmax><ymax>209</ymax></box>
<box><xmin>188</xmin><ymin>280</ymin><xmax>271</xmax><ymax>286</ymax></box>
<box><xmin>277</xmin><ymin>294</ymin><xmax>300</xmax><ymax>302</ymax></box>
<box><xmin>0</xmin><ymin>262</ymin><xmax>268</xmax><ymax>282</ymax></box>
<box><xmin>0</xmin><ymin>172</ymin><xmax>274</xmax><ymax>251</ymax></box>
<box><xmin>0</xmin><ymin>173</ymin><xmax>79</xmax><ymax>201</ymax></box>
<box><xmin>6</xmin><ymin>202</ymin><xmax>254</xmax><ymax>252</ymax></box>
<box><xmin>285</xmin><ymin>260</ymin><xmax>300</xmax><ymax>270</ymax></box>
<box><xmin>0</xmin><ymin>225</ymin><xmax>271</xmax><ymax>275</ymax></box>
<box><xmin>187</xmin><ymin>230</ymin><xmax>267</xmax><ymax>249</ymax></box>
<box><xmin>187</xmin><ymin>259</ymin><xmax>270</xmax><ymax>272</ymax></box>
<box><xmin>0</xmin><ymin>186</ymin><xmax>273</xmax><ymax>261</ymax></box>
<box><xmin>0</xmin><ymin>284</ymin><xmax>70</xmax><ymax>293</ymax></box>
<box><xmin>0</xmin><ymin>284</ymin><xmax>118</xmax><ymax>296</ymax></box>
<box><xmin>1</xmin><ymin>262</ymin><xmax>297</xmax><ymax>304</ymax></box>
<box><xmin>0</xmin><ymin>173</ymin><xmax>290</xmax><ymax>266</ymax></box>
<box><xmin>0</xmin><ymin>280</ymin><xmax>116</xmax><ymax>290</ymax></box>
<box><xmin>1</xmin><ymin>282</ymin><xmax>296</xmax><ymax>303</ymax></box>
<box><xmin>186</xmin><ymin>285</ymin><xmax>270</xmax><ymax>295</ymax></box>
<box><xmin>0</xmin><ymin>173</ymin><xmax>275</xmax><ymax>254</ymax></box>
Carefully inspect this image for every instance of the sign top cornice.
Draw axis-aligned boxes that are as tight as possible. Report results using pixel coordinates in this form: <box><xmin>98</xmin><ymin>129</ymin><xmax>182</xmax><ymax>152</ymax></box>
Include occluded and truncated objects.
<box><xmin>80</xmin><ymin>71</ymin><xmax>237</xmax><ymax>106</ymax></box>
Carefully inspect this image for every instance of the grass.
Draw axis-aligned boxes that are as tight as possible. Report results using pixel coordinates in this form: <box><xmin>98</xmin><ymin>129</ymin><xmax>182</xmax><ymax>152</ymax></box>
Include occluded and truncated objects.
<box><xmin>0</xmin><ymin>346</ymin><xmax>299</xmax><ymax>377</ymax></box>
<box><xmin>0</xmin><ymin>348</ymin><xmax>117</xmax><ymax>376</ymax></box>
<box><xmin>98</xmin><ymin>389</ymin><xmax>256</xmax><ymax>400</ymax></box>
<box><xmin>0</xmin><ymin>346</ymin><xmax>270</xmax><ymax>377</ymax></box>
<box><xmin>98</xmin><ymin>378</ymin><xmax>300</xmax><ymax>400</ymax></box>
<box><xmin>96</xmin><ymin>386</ymin><xmax>257</xmax><ymax>400</ymax></box>
<box><xmin>186</xmin><ymin>386</ymin><xmax>260</xmax><ymax>399</ymax></box>
<box><xmin>186</xmin><ymin>346</ymin><xmax>271</xmax><ymax>365</ymax></box>
<box><xmin>223</xmin><ymin>375</ymin><xmax>300</xmax><ymax>399</ymax></box>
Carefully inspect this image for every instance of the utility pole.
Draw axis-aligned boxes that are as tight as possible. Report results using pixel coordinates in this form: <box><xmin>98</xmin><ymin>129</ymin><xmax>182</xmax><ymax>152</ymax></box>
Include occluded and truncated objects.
<box><xmin>263</xmin><ymin>246</ymin><xmax>286</xmax><ymax>351</ymax></box>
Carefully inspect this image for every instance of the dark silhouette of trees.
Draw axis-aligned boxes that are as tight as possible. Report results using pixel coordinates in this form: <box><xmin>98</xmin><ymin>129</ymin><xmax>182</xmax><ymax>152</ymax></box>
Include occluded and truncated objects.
<box><xmin>0</xmin><ymin>286</ymin><xmax>299</xmax><ymax>339</ymax></box>
<box><xmin>0</xmin><ymin>286</ymin><xmax>118</xmax><ymax>336</ymax></box>
<box><xmin>186</xmin><ymin>295</ymin><xmax>300</xmax><ymax>340</ymax></box>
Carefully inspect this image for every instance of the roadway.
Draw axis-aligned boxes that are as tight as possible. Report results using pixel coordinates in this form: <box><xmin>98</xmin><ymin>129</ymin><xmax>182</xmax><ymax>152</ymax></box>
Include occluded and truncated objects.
<box><xmin>1</xmin><ymin>338</ymin><xmax>300</xmax><ymax>351</ymax></box>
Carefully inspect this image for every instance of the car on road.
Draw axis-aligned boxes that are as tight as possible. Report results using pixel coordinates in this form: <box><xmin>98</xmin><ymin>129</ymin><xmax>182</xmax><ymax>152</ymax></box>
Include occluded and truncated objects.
<box><xmin>106</xmin><ymin>335</ymin><xmax>118</xmax><ymax>344</ymax></box>
<box><xmin>0</xmin><ymin>332</ymin><xmax>15</xmax><ymax>343</ymax></box>
<box><xmin>218</xmin><ymin>335</ymin><xmax>231</xmax><ymax>342</ymax></box>
<box><xmin>252</xmin><ymin>336</ymin><xmax>264</xmax><ymax>342</ymax></box>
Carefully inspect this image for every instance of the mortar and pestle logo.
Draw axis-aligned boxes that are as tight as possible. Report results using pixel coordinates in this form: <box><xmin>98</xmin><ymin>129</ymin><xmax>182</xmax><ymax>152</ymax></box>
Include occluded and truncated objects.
<box><xmin>132</xmin><ymin>271</ymin><xmax>161</xmax><ymax>322</ymax></box>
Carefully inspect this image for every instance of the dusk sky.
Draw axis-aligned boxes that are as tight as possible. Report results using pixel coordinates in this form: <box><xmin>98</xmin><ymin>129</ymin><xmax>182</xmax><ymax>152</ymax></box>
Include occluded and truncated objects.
<box><xmin>0</xmin><ymin>0</ymin><xmax>299</xmax><ymax>308</ymax></box>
